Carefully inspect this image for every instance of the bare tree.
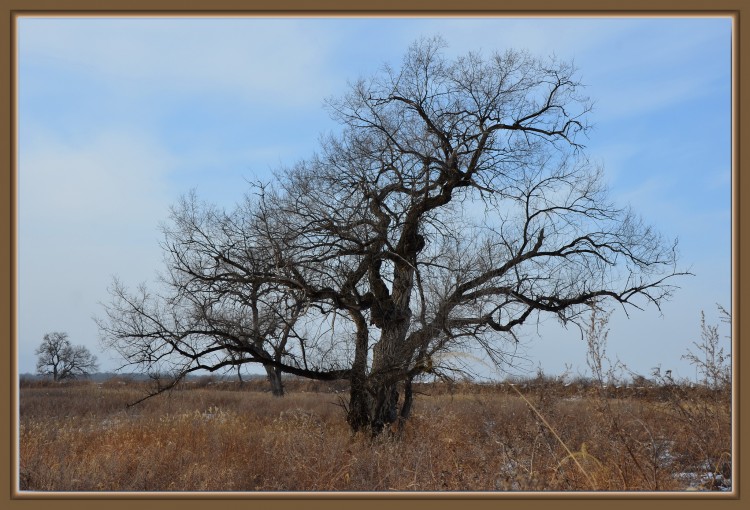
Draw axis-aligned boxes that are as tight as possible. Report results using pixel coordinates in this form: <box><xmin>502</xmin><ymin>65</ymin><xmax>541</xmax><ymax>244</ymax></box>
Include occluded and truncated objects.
<box><xmin>97</xmin><ymin>193</ymin><xmax>316</xmax><ymax>397</ymax></box>
<box><xmin>99</xmin><ymin>37</ymin><xmax>687</xmax><ymax>434</ymax></box>
<box><xmin>35</xmin><ymin>332</ymin><xmax>99</xmax><ymax>381</ymax></box>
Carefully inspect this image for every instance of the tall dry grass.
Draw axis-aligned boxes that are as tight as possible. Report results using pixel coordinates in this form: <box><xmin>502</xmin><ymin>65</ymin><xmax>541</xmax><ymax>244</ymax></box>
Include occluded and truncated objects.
<box><xmin>18</xmin><ymin>378</ymin><xmax>731</xmax><ymax>492</ymax></box>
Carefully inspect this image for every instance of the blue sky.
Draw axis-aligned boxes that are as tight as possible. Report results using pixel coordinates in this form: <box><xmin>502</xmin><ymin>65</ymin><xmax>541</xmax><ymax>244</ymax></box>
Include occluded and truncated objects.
<box><xmin>17</xmin><ymin>17</ymin><xmax>732</xmax><ymax>381</ymax></box>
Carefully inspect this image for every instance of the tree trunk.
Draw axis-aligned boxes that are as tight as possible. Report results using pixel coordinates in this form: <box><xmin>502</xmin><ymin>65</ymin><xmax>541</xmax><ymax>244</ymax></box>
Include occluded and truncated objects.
<box><xmin>349</xmin><ymin>220</ymin><xmax>422</xmax><ymax>436</ymax></box>
<box><xmin>347</xmin><ymin>376</ymin><xmax>371</xmax><ymax>432</ymax></box>
<box><xmin>360</xmin><ymin>227</ymin><xmax>421</xmax><ymax>435</ymax></box>
<box><xmin>346</xmin><ymin>322</ymin><xmax>414</xmax><ymax>436</ymax></box>
<box><xmin>371</xmin><ymin>382</ymin><xmax>400</xmax><ymax>435</ymax></box>
<box><xmin>397</xmin><ymin>377</ymin><xmax>414</xmax><ymax>432</ymax></box>
<box><xmin>264</xmin><ymin>365</ymin><xmax>284</xmax><ymax>397</ymax></box>
<box><xmin>347</xmin><ymin>310</ymin><xmax>372</xmax><ymax>432</ymax></box>
<box><xmin>360</xmin><ymin>377</ymin><xmax>415</xmax><ymax>437</ymax></box>
<box><xmin>367</xmin><ymin>318</ymin><xmax>412</xmax><ymax>435</ymax></box>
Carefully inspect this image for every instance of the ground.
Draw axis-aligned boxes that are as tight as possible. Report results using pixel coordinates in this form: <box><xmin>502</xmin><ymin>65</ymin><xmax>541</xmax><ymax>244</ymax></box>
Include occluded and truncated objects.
<box><xmin>18</xmin><ymin>377</ymin><xmax>731</xmax><ymax>492</ymax></box>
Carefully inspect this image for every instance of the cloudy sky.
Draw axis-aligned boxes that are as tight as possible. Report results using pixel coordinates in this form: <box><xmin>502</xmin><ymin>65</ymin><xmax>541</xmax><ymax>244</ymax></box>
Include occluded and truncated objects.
<box><xmin>17</xmin><ymin>16</ymin><xmax>732</xmax><ymax>381</ymax></box>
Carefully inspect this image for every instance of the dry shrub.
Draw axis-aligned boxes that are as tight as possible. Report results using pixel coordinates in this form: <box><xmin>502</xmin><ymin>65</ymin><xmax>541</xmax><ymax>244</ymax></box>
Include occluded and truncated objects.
<box><xmin>19</xmin><ymin>378</ymin><xmax>730</xmax><ymax>492</ymax></box>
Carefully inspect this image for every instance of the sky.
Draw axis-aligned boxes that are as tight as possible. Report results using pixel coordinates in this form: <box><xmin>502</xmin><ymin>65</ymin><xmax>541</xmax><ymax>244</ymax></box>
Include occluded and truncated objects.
<box><xmin>17</xmin><ymin>16</ymin><xmax>732</xmax><ymax>382</ymax></box>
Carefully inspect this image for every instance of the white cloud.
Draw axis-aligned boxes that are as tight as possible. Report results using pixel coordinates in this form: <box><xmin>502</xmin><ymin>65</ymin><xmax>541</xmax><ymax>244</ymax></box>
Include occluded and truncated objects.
<box><xmin>18</xmin><ymin>128</ymin><xmax>177</xmax><ymax>372</ymax></box>
<box><xmin>20</xmin><ymin>128</ymin><xmax>175</xmax><ymax>225</ymax></box>
<box><xmin>580</xmin><ymin>21</ymin><xmax>730</xmax><ymax>121</ymax></box>
<box><xmin>591</xmin><ymin>72</ymin><xmax>721</xmax><ymax>122</ymax></box>
<box><xmin>18</xmin><ymin>18</ymin><xmax>341</xmax><ymax>108</ymax></box>
<box><xmin>403</xmin><ymin>17</ymin><xmax>617</xmax><ymax>59</ymax></box>
<box><xmin>399</xmin><ymin>18</ymin><xmax>729</xmax><ymax>122</ymax></box>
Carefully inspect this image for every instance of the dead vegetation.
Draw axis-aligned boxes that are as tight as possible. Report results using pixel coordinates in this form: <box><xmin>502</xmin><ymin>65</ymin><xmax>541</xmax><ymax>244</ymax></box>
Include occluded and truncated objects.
<box><xmin>18</xmin><ymin>376</ymin><xmax>730</xmax><ymax>492</ymax></box>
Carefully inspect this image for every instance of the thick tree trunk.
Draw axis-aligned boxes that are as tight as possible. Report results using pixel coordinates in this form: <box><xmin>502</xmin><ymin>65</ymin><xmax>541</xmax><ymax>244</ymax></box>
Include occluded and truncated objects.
<box><xmin>347</xmin><ymin>310</ymin><xmax>372</xmax><ymax>432</ymax></box>
<box><xmin>358</xmin><ymin>377</ymin><xmax>414</xmax><ymax>436</ymax></box>
<box><xmin>346</xmin><ymin>219</ymin><xmax>424</xmax><ymax>436</ymax></box>
<box><xmin>367</xmin><ymin>317</ymin><xmax>413</xmax><ymax>435</ymax></box>
<box><xmin>371</xmin><ymin>382</ymin><xmax>400</xmax><ymax>435</ymax></box>
<box><xmin>398</xmin><ymin>377</ymin><xmax>414</xmax><ymax>429</ymax></box>
<box><xmin>347</xmin><ymin>377</ymin><xmax>371</xmax><ymax>432</ymax></box>
<box><xmin>347</xmin><ymin>326</ymin><xmax>413</xmax><ymax>436</ymax></box>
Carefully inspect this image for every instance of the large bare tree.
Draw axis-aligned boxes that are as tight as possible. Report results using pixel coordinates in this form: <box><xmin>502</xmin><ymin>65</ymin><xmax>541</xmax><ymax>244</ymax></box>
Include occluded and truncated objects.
<box><xmin>99</xmin><ymin>37</ymin><xmax>686</xmax><ymax>434</ymax></box>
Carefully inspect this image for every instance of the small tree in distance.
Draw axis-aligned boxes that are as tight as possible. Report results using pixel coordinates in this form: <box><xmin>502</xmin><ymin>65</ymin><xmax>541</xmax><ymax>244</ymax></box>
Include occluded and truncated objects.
<box><xmin>35</xmin><ymin>332</ymin><xmax>99</xmax><ymax>381</ymax></box>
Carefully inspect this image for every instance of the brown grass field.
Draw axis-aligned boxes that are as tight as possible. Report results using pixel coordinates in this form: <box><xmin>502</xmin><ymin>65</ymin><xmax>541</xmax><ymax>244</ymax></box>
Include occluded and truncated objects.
<box><xmin>18</xmin><ymin>377</ymin><xmax>731</xmax><ymax>492</ymax></box>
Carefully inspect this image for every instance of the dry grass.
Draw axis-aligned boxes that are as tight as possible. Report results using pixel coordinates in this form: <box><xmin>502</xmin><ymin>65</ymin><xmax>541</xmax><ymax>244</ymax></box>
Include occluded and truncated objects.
<box><xmin>18</xmin><ymin>378</ymin><xmax>731</xmax><ymax>492</ymax></box>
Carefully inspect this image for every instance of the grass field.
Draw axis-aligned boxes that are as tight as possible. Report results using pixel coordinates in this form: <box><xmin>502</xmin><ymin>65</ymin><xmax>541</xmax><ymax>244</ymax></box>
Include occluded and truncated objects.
<box><xmin>18</xmin><ymin>377</ymin><xmax>731</xmax><ymax>492</ymax></box>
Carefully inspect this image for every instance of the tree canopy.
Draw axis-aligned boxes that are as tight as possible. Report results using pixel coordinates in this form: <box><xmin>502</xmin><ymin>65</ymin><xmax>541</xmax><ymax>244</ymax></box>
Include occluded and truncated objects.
<box><xmin>98</xmin><ymin>37</ymin><xmax>686</xmax><ymax>434</ymax></box>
